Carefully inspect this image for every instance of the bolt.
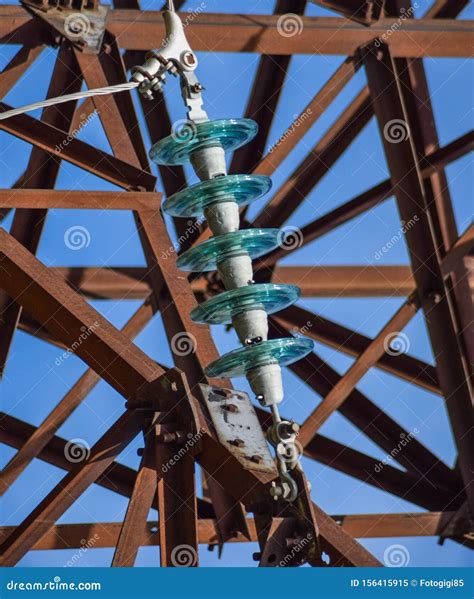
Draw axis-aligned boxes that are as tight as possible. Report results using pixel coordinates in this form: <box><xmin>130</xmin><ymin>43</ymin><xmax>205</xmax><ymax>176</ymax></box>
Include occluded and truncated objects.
<box><xmin>156</xmin><ymin>431</ymin><xmax>183</xmax><ymax>444</ymax></box>
<box><xmin>223</xmin><ymin>404</ymin><xmax>239</xmax><ymax>413</ymax></box>
<box><xmin>250</xmin><ymin>455</ymin><xmax>263</xmax><ymax>464</ymax></box>
<box><xmin>229</xmin><ymin>438</ymin><xmax>245</xmax><ymax>448</ymax></box>
<box><xmin>428</xmin><ymin>291</ymin><xmax>442</xmax><ymax>304</ymax></box>
<box><xmin>252</xmin><ymin>552</ymin><xmax>261</xmax><ymax>561</ymax></box>
<box><xmin>192</xmin><ymin>83</ymin><xmax>203</xmax><ymax>93</ymax></box>
<box><xmin>270</xmin><ymin>481</ymin><xmax>283</xmax><ymax>501</ymax></box>
<box><xmin>245</xmin><ymin>336</ymin><xmax>263</xmax><ymax>346</ymax></box>
<box><xmin>181</xmin><ymin>51</ymin><xmax>196</xmax><ymax>68</ymax></box>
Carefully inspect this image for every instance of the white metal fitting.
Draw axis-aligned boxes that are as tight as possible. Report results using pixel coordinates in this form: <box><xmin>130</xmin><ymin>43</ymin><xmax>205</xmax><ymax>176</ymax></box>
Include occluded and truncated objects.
<box><xmin>204</xmin><ymin>201</ymin><xmax>240</xmax><ymax>235</ymax></box>
<box><xmin>247</xmin><ymin>363</ymin><xmax>284</xmax><ymax>406</ymax></box>
<box><xmin>217</xmin><ymin>253</ymin><xmax>253</xmax><ymax>290</ymax></box>
<box><xmin>232</xmin><ymin>308</ymin><xmax>269</xmax><ymax>344</ymax></box>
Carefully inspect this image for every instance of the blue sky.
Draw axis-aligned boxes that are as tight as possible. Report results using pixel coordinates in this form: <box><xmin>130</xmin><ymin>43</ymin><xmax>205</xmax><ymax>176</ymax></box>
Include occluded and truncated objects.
<box><xmin>0</xmin><ymin>0</ymin><xmax>472</xmax><ymax>567</ymax></box>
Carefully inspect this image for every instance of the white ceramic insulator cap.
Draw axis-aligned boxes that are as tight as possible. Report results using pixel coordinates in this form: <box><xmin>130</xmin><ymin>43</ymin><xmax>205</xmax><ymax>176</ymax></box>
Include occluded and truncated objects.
<box><xmin>217</xmin><ymin>254</ymin><xmax>253</xmax><ymax>289</ymax></box>
<box><xmin>247</xmin><ymin>363</ymin><xmax>284</xmax><ymax>406</ymax></box>
<box><xmin>204</xmin><ymin>201</ymin><xmax>240</xmax><ymax>235</ymax></box>
<box><xmin>232</xmin><ymin>308</ymin><xmax>268</xmax><ymax>344</ymax></box>
<box><xmin>190</xmin><ymin>146</ymin><xmax>227</xmax><ymax>180</ymax></box>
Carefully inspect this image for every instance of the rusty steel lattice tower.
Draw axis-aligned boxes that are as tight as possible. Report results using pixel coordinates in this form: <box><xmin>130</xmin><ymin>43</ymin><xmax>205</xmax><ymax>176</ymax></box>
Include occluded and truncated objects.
<box><xmin>0</xmin><ymin>0</ymin><xmax>472</xmax><ymax>567</ymax></box>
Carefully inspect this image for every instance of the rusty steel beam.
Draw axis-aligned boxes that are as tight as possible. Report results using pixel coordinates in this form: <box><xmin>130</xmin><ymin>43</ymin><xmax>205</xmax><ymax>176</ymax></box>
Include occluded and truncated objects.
<box><xmin>0</xmin><ymin>44</ymin><xmax>43</xmax><ymax>97</ymax></box>
<box><xmin>252</xmin><ymin>88</ymin><xmax>373</xmax><ymax>229</ymax></box>
<box><xmin>364</xmin><ymin>40</ymin><xmax>474</xmax><ymax>512</ymax></box>
<box><xmin>42</xmin><ymin>263</ymin><xmax>473</xmax><ymax>301</ymax></box>
<box><xmin>0</xmin><ymin>511</ymin><xmax>466</xmax><ymax>551</ymax></box>
<box><xmin>272</xmin><ymin>304</ymin><xmax>440</xmax><ymax>394</ymax></box>
<box><xmin>1</xmin><ymin>7</ymin><xmax>472</xmax><ymax>56</ymax></box>
<box><xmin>230</xmin><ymin>0</ymin><xmax>307</xmax><ymax>176</ymax></box>
<box><xmin>3</xmin><ymin>408</ymin><xmax>451</xmax><ymax>515</ymax></box>
<box><xmin>311</xmin><ymin>0</ymin><xmax>384</xmax><ymax>23</ymax></box>
<box><xmin>0</xmin><ymin>227</ymin><xmax>164</xmax><ymax>396</ymax></box>
<box><xmin>0</xmin><ymin>300</ymin><xmax>154</xmax><ymax>495</ymax></box>
<box><xmin>386</xmin><ymin>0</ymin><xmax>474</xmax><ymax>374</ymax></box>
<box><xmin>40</xmin><ymin>263</ymin><xmax>473</xmax><ymax>301</ymax></box>
<box><xmin>74</xmin><ymin>41</ymin><xmax>149</xmax><ymax>170</ymax></box>
<box><xmin>137</xmin><ymin>210</ymin><xmax>251</xmax><ymax>543</ymax></box>
<box><xmin>0</xmin><ymin>411</ymin><xmax>144</xmax><ymax>566</ymax></box>
<box><xmin>255</xmin><ymin>58</ymin><xmax>360</xmax><ymax>178</ymax></box>
<box><xmin>298</xmin><ymin>296</ymin><xmax>419</xmax><ymax>446</ymax></box>
<box><xmin>155</xmin><ymin>432</ymin><xmax>199</xmax><ymax>567</ymax></box>
<box><xmin>423</xmin><ymin>0</ymin><xmax>469</xmax><ymax>18</ymax></box>
<box><xmin>0</xmin><ymin>104</ymin><xmax>156</xmax><ymax>191</ymax></box>
<box><xmin>441</xmin><ymin>225</ymin><xmax>474</xmax><ymax>277</ymax></box>
<box><xmin>123</xmin><ymin>57</ymin><xmax>191</xmax><ymax>246</ymax></box>
<box><xmin>52</xmin><ymin>267</ymin><xmax>150</xmax><ymax>300</ymax></box>
<box><xmin>0</xmin><ymin>189</ymin><xmax>162</xmax><ymax>210</ymax></box>
<box><xmin>112</xmin><ymin>441</ymin><xmax>157</xmax><ymax>567</ymax></box>
<box><xmin>258</xmin><ymin>131</ymin><xmax>474</xmax><ymax>268</ymax></box>
<box><xmin>271</xmin><ymin>265</ymin><xmax>416</xmax><ymax>296</ymax></box>
<box><xmin>0</xmin><ymin>411</ymin><xmax>214</xmax><ymax>518</ymax></box>
<box><xmin>269</xmin><ymin>319</ymin><xmax>462</xmax><ymax>495</ymax></box>
<box><xmin>97</xmin><ymin>12</ymin><xmax>474</xmax><ymax>57</ymax></box>
<box><xmin>304</xmin><ymin>431</ymin><xmax>458</xmax><ymax>510</ymax></box>
<box><xmin>0</xmin><ymin>46</ymin><xmax>82</xmax><ymax>377</ymax></box>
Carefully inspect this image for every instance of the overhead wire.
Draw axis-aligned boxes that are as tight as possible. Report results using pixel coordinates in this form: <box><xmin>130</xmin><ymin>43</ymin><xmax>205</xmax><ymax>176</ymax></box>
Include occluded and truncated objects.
<box><xmin>0</xmin><ymin>81</ymin><xmax>139</xmax><ymax>121</ymax></box>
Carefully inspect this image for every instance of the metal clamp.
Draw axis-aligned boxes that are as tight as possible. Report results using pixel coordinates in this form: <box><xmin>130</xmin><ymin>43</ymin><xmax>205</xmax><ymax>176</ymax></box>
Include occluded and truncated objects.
<box><xmin>130</xmin><ymin>7</ymin><xmax>208</xmax><ymax>122</ymax></box>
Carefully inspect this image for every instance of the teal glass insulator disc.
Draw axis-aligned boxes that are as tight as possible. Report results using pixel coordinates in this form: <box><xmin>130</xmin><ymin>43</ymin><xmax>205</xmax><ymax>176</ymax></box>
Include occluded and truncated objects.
<box><xmin>149</xmin><ymin>119</ymin><xmax>258</xmax><ymax>165</ymax></box>
<box><xmin>162</xmin><ymin>174</ymin><xmax>272</xmax><ymax>217</ymax></box>
<box><xmin>204</xmin><ymin>337</ymin><xmax>314</xmax><ymax>379</ymax></box>
<box><xmin>191</xmin><ymin>284</ymin><xmax>300</xmax><ymax>325</ymax></box>
<box><xmin>176</xmin><ymin>228</ymin><xmax>281</xmax><ymax>272</ymax></box>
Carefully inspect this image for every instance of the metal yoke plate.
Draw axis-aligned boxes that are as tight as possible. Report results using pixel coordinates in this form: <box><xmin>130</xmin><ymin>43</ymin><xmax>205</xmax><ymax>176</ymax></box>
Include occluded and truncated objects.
<box><xmin>200</xmin><ymin>384</ymin><xmax>277</xmax><ymax>475</ymax></box>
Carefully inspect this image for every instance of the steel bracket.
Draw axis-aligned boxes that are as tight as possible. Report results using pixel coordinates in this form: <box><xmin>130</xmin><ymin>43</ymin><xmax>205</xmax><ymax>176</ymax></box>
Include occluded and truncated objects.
<box><xmin>130</xmin><ymin>368</ymin><xmax>204</xmax><ymax>449</ymax></box>
<box><xmin>21</xmin><ymin>0</ymin><xmax>109</xmax><ymax>54</ymax></box>
<box><xmin>199</xmin><ymin>384</ymin><xmax>277</xmax><ymax>475</ymax></box>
